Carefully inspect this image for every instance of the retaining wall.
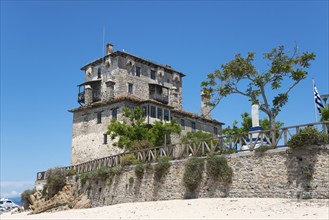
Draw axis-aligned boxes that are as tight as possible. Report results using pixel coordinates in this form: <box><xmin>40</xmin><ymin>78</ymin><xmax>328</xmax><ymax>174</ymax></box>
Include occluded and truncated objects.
<box><xmin>73</xmin><ymin>145</ymin><xmax>328</xmax><ymax>207</ymax></box>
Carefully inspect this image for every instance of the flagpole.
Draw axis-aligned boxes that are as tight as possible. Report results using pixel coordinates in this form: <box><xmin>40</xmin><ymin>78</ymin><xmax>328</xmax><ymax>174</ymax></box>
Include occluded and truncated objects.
<box><xmin>312</xmin><ymin>78</ymin><xmax>318</xmax><ymax>122</ymax></box>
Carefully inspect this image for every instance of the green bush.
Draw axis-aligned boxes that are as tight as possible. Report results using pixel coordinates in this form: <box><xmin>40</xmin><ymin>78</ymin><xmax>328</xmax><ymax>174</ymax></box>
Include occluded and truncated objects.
<box><xmin>303</xmin><ymin>166</ymin><xmax>314</xmax><ymax>180</ymax></box>
<box><xmin>134</xmin><ymin>163</ymin><xmax>144</xmax><ymax>179</ymax></box>
<box><xmin>154</xmin><ymin>156</ymin><xmax>172</xmax><ymax>181</ymax></box>
<box><xmin>221</xmin><ymin>148</ymin><xmax>237</xmax><ymax>154</ymax></box>
<box><xmin>255</xmin><ymin>145</ymin><xmax>272</xmax><ymax>153</ymax></box>
<box><xmin>129</xmin><ymin>176</ymin><xmax>134</xmax><ymax>185</ymax></box>
<box><xmin>121</xmin><ymin>153</ymin><xmax>138</xmax><ymax>166</ymax></box>
<box><xmin>96</xmin><ymin>167</ymin><xmax>110</xmax><ymax>180</ymax></box>
<box><xmin>145</xmin><ymin>163</ymin><xmax>153</xmax><ymax>171</ymax></box>
<box><xmin>66</xmin><ymin>169</ymin><xmax>76</xmax><ymax>176</ymax></box>
<box><xmin>287</xmin><ymin>127</ymin><xmax>328</xmax><ymax>149</ymax></box>
<box><xmin>105</xmin><ymin>178</ymin><xmax>113</xmax><ymax>185</ymax></box>
<box><xmin>21</xmin><ymin>188</ymin><xmax>36</xmax><ymax>209</ymax></box>
<box><xmin>79</xmin><ymin>172</ymin><xmax>91</xmax><ymax>186</ymax></box>
<box><xmin>110</xmin><ymin>167</ymin><xmax>121</xmax><ymax>175</ymax></box>
<box><xmin>43</xmin><ymin>168</ymin><xmax>67</xmax><ymax>199</ymax></box>
<box><xmin>206</xmin><ymin>155</ymin><xmax>233</xmax><ymax>184</ymax></box>
<box><xmin>183</xmin><ymin>158</ymin><xmax>204</xmax><ymax>193</ymax></box>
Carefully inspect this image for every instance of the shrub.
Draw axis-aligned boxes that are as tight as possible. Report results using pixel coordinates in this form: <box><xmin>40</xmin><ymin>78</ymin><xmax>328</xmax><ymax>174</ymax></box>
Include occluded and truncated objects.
<box><xmin>79</xmin><ymin>172</ymin><xmax>91</xmax><ymax>186</ymax></box>
<box><xmin>21</xmin><ymin>188</ymin><xmax>36</xmax><ymax>209</ymax></box>
<box><xmin>183</xmin><ymin>157</ymin><xmax>204</xmax><ymax>193</ymax></box>
<box><xmin>287</xmin><ymin>127</ymin><xmax>328</xmax><ymax>149</ymax></box>
<box><xmin>154</xmin><ymin>156</ymin><xmax>172</xmax><ymax>181</ymax></box>
<box><xmin>221</xmin><ymin>148</ymin><xmax>237</xmax><ymax>154</ymax></box>
<box><xmin>303</xmin><ymin>166</ymin><xmax>314</xmax><ymax>180</ymax></box>
<box><xmin>96</xmin><ymin>167</ymin><xmax>110</xmax><ymax>180</ymax></box>
<box><xmin>110</xmin><ymin>167</ymin><xmax>121</xmax><ymax>175</ymax></box>
<box><xmin>121</xmin><ymin>153</ymin><xmax>138</xmax><ymax>166</ymax></box>
<box><xmin>206</xmin><ymin>155</ymin><xmax>233</xmax><ymax>184</ymax></box>
<box><xmin>145</xmin><ymin>163</ymin><xmax>153</xmax><ymax>171</ymax></box>
<box><xmin>129</xmin><ymin>176</ymin><xmax>134</xmax><ymax>185</ymax></box>
<box><xmin>44</xmin><ymin>168</ymin><xmax>66</xmax><ymax>199</ymax></box>
<box><xmin>255</xmin><ymin>145</ymin><xmax>272</xmax><ymax>153</ymax></box>
<box><xmin>132</xmin><ymin>140</ymin><xmax>154</xmax><ymax>151</ymax></box>
<box><xmin>66</xmin><ymin>169</ymin><xmax>76</xmax><ymax>176</ymax></box>
<box><xmin>105</xmin><ymin>178</ymin><xmax>113</xmax><ymax>185</ymax></box>
<box><xmin>134</xmin><ymin>163</ymin><xmax>144</xmax><ymax>179</ymax></box>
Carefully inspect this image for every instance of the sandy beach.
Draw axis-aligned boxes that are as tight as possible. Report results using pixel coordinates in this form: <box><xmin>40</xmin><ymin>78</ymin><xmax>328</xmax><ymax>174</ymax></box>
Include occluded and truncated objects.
<box><xmin>1</xmin><ymin>198</ymin><xmax>328</xmax><ymax>220</ymax></box>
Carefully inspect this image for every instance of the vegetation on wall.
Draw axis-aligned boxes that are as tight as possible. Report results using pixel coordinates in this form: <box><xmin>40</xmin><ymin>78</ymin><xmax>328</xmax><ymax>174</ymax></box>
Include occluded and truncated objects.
<box><xmin>154</xmin><ymin>156</ymin><xmax>172</xmax><ymax>181</ymax></box>
<box><xmin>43</xmin><ymin>168</ymin><xmax>67</xmax><ymax>199</ymax></box>
<box><xmin>183</xmin><ymin>157</ymin><xmax>204</xmax><ymax>193</ymax></box>
<box><xmin>78</xmin><ymin>167</ymin><xmax>120</xmax><ymax>186</ymax></box>
<box><xmin>106</xmin><ymin>107</ymin><xmax>181</xmax><ymax>151</ymax></box>
<box><xmin>121</xmin><ymin>153</ymin><xmax>139</xmax><ymax>166</ymax></box>
<box><xmin>134</xmin><ymin>163</ymin><xmax>145</xmax><ymax>179</ymax></box>
<box><xmin>21</xmin><ymin>188</ymin><xmax>36</xmax><ymax>209</ymax></box>
<box><xmin>254</xmin><ymin>145</ymin><xmax>272</xmax><ymax>153</ymax></box>
<box><xmin>206</xmin><ymin>154</ymin><xmax>233</xmax><ymax>184</ymax></box>
<box><xmin>287</xmin><ymin>127</ymin><xmax>328</xmax><ymax>149</ymax></box>
<box><xmin>201</xmin><ymin>45</ymin><xmax>315</xmax><ymax>131</ymax></box>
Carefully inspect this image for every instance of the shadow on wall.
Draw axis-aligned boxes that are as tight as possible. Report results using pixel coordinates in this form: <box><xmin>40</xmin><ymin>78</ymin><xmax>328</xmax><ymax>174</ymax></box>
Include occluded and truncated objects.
<box><xmin>285</xmin><ymin>147</ymin><xmax>319</xmax><ymax>199</ymax></box>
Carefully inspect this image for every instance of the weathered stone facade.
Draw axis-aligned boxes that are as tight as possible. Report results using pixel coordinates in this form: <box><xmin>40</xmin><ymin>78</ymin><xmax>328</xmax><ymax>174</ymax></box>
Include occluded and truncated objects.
<box><xmin>73</xmin><ymin>145</ymin><xmax>329</xmax><ymax>207</ymax></box>
<box><xmin>70</xmin><ymin>43</ymin><xmax>223</xmax><ymax>165</ymax></box>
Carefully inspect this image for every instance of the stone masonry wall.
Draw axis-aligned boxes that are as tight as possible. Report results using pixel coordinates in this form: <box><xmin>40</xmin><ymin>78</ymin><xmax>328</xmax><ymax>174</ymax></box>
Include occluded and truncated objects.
<box><xmin>74</xmin><ymin>145</ymin><xmax>328</xmax><ymax>207</ymax></box>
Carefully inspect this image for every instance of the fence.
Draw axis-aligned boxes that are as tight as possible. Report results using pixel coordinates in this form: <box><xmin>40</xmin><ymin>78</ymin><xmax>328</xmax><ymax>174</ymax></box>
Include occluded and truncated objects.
<box><xmin>36</xmin><ymin>121</ymin><xmax>328</xmax><ymax>180</ymax></box>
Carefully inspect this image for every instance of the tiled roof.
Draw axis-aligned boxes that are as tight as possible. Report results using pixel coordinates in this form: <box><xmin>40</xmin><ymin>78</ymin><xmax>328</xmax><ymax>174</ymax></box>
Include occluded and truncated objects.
<box><xmin>68</xmin><ymin>94</ymin><xmax>223</xmax><ymax>125</ymax></box>
<box><xmin>171</xmin><ymin>109</ymin><xmax>224</xmax><ymax>125</ymax></box>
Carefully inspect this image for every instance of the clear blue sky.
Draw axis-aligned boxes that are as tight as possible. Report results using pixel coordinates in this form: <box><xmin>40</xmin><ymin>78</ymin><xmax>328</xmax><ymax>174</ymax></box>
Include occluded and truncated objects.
<box><xmin>1</xmin><ymin>1</ymin><xmax>328</xmax><ymax>198</ymax></box>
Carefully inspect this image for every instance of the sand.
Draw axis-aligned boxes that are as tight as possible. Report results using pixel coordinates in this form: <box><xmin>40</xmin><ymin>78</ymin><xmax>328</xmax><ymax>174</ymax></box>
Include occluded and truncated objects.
<box><xmin>1</xmin><ymin>198</ymin><xmax>328</xmax><ymax>220</ymax></box>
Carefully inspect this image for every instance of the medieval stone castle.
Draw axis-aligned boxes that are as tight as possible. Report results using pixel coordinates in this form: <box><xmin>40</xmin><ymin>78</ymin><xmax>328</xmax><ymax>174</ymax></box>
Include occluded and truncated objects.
<box><xmin>69</xmin><ymin>43</ymin><xmax>223</xmax><ymax>165</ymax></box>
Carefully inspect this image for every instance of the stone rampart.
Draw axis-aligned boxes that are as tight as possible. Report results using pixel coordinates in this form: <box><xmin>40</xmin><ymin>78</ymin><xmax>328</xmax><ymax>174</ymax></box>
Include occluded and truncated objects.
<box><xmin>74</xmin><ymin>145</ymin><xmax>328</xmax><ymax>207</ymax></box>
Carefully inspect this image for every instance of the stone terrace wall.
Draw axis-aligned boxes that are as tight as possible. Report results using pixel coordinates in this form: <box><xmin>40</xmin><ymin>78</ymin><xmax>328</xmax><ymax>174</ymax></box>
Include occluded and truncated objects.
<box><xmin>75</xmin><ymin>145</ymin><xmax>328</xmax><ymax>207</ymax></box>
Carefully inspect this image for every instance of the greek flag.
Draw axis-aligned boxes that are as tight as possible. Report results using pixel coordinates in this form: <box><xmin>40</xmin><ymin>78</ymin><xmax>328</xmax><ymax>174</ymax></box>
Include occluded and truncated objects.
<box><xmin>314</xmin><ymin>83</ymin><xmax>324</xmax><ymax>114</ymax></box>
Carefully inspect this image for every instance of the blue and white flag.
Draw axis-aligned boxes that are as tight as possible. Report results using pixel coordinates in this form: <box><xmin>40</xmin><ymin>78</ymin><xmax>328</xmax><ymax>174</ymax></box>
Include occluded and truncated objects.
<box><xmin>314</xmin><ymin>82</ymin><xmax>324</xmax><ymax>114</ymax></box>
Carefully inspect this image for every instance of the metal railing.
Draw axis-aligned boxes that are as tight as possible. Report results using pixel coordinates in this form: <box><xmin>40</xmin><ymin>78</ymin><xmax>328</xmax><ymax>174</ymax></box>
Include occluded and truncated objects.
<box><xmin>36</xmin><ymin>121</ymin><xmax>328</xmax><ymax>180</ymax></box>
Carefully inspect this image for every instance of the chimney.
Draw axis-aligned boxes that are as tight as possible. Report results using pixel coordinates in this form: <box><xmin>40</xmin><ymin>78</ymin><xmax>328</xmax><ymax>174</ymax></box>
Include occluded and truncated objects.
<box><xmin>106</xmin><ymin>43</ymin><xmax>114</xmax><ymax>55</ymax></box>
<box><xmin>201</xmin><ymin>90</ymin><xmax>211</xmax><ymax>119</ymax></box>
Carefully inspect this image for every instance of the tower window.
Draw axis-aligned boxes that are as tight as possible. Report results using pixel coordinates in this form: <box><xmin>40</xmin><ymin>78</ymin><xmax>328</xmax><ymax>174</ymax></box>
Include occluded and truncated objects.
<box><xmin>191</xmin><ymin>121</ymin><xmax>196</xmax><ymax>132</ymax></box>
<box><xmin>97</xmin><ymin>112</ymin><xmax>102</xmax><ymax>124</ymax></box>
<box><xmin>112</xmin><ymin>108</ymin><xmax>118</xmax><ymax>120</ymax></box>
<box><xmin>136</xmin><ymin>66</ymin><xmax>141</xmax><ymax>77</ymax></box>
<box><xmin>103</xmin><ymin>134</ymin><xmax>108</xmax><ymax>144</ymax></box>
<box><xmin>150</xmin><ymin>70</ymin><xmax>156</xmax><ymax>80</ymax></box>
<box><xmin>214</xmin><ymin>127</ymin><xmax>218</xmax><ymax>135</ymax></box>
<box><xmin>164</xmin><ymin>109</ymin><xmax>169</xmax><ymax>121</ymax></box>
<box><xmin>180</xmin><ymin>119</ymin><xmax>185</xmax><ymax>130</ymax></box>
<box><xmin>128</xmin><ymin>83</ymin><xmax>133</xmax><ymax>94</ymax></box>
<box><xmin>97</xmin><ymin>68</ymin><xmax>101</xmax><ymax>79</ymax></box>
<box><xmin>157</xmin><ymin>107</ymin><xmax>162</xmax><ymax>119</ymax></box>
<box><xmin>150</xmin><ymin>106</ymin><xmax>156</xmax><ymax>118</ymax></box>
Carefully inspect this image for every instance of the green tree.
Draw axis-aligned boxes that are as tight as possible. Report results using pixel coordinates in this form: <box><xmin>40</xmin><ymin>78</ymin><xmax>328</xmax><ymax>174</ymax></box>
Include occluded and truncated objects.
<box><xmin>181</xmin><ymin>130</ymin><xmax>214</xmax><ymax>143</ymax></box>
<box><xmin>223</xmin><ymin>112</ymin><xmax>284</xmax><ymax>135</ymax></box>
<box><xmin>107</xmin><ymin>107</ymin><xmax>181</xmax><ymax>150</ymax></box>
<box><xmin>201</xmin><ymin>46</ymin><xmax>315</xmax><ymax>131</ymax></box>
<box><xmin>320</xmin><ymin>105</ymin><xmax>329</xmax><ymax>122</ymax></box>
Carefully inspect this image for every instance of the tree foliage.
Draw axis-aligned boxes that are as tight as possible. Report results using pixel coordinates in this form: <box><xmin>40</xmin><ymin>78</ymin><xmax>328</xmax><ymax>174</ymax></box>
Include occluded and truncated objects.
<box><xmin>106</xmin><ymin>107</ymin><xmax>181</xmax><ymax>150</ymax></box>
<box><xmin>223</xmin><ymin>112</ymin><xmax>284</xmax><ymax>135</ymax></box>
<box><xmin>181</xmin><ymin>130</ymin><xmax>214</xmax><ymax>143</ymax></box>
<box><xmin>201</xmin><ymin>46</ymin><xmax>315</xmax><ymax>130</ymax></box>
<box><xmin>320</xmin><ymin>105</ymin><xmax>329</xmax><ymax>122</ymax></box>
